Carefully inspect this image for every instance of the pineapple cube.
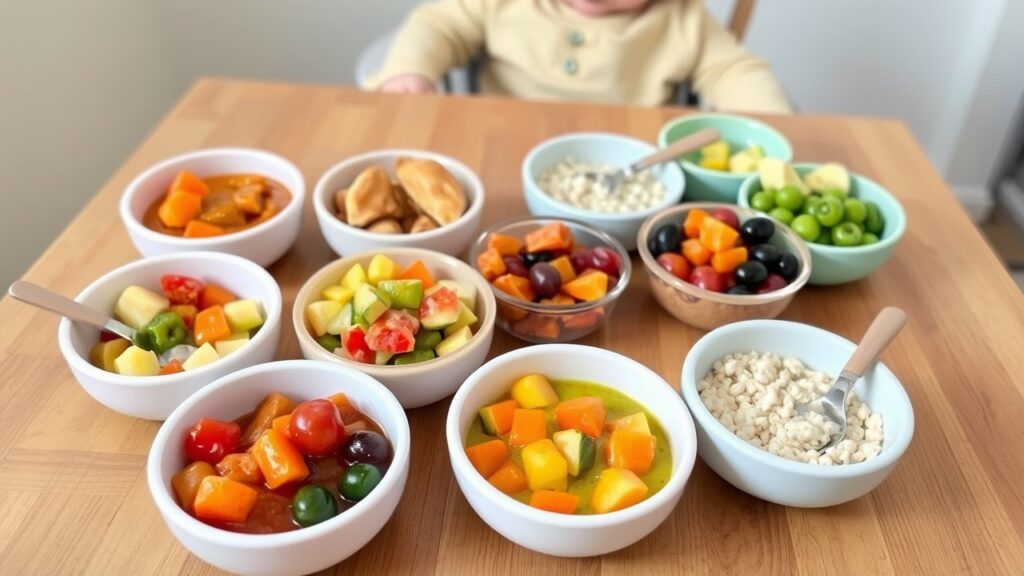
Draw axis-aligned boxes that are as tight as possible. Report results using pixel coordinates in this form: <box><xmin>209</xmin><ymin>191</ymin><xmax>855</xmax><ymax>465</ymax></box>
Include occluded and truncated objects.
<box><xmin>511</xmin><ymin>374</ymin><xmax>559</xmax><ymax>408</ymax></box>
<box><xmin>591</xmin><ymin>468</ymin><xmax>649</xmax><ymax>513</ymax></box>
<box><xmin>443</xmin><ymin>302</ymin><xmax>478</xmax><ymax>337</ymax></box>
<box><xmin>90</xmin><ymin>338</ymin><xmax>131</xmax><ymax>372</ymax></box>
<box><xmin>305</xmin><ymin>300</ymin><xmax>343</xmax><ymax>337</ymax></box>
<box><xmin>321</xmin><ymin>285</ymin><xmax>354</xmax><ymax>306</ymax></box>
<box><xmin>223</xmin><ymin>299</ymin><xmax>264</xmax><ymax>333</ymax></box>
<box><xmin>367</xmin><ymin>255</ymin><xmax>399</xmax><ymax>285</ymax></box>
<box><xmin>215</xmin><ymin>336</ymin><xmax>249</xmax><ymax>357</ymax></box>
<box><xmin>113</xmin><ymin>345</ymin><xmax>161</xmax><ymax>376</ymax></box>
<box><xmin>114</xmin><ymin>286</ymin><xmax>170</xmax><ymax>330</ymax></box>
<box><xmin>182</xmin><ymin>342</ymin><xmax>221</xmax><ymax>371</ymax></box>
<box><xmin>700</xmin><ymin>140</ymin><xmax>730</xmax><ymax>160</ymax></box>
<box><xmin>340</xmin><ymin>264</ymin><xmax>368</xmax><ymax>291</ymax></box>
<box><xmin>521</xmin><ymin>439</ymin><xmax>568</xmax><ymax>491</ymax></box>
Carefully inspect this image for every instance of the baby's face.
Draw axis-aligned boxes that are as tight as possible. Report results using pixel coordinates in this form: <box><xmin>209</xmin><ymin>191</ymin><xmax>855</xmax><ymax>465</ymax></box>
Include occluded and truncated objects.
<box><xmin>561</xmin><ymin>0</ymin><xmax>651</xmax><ymax>17</ymax></box>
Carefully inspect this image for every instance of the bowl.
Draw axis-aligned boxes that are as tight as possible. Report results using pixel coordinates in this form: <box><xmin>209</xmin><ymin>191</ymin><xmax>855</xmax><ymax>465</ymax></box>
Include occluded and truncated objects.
<box><xmin>120</xmin><ymin>148</ymin><xmax>305</xmax><ymax>267</ymax></box>
<box><xmin>293</xmin><ymin>247</ymin><xmax>496</xmax><ymax>409</ymax></box>
<box><xmin>637</xmin><ymin>203</ymin><xmax>810</xmax><ymax>331</ymax></box>
<box><xmin>681</xmin><ymin>319</ymin><xmax>914</xmax><ymax>507</ymax></box>
<box><xmin>57</xmin><ymin>252</ymin><xmax>282</xmax><ymax>420</ymax></box>
<box><xmin>738</xmin><ymin>163</ymin><xmax>907</xmax><ymax>285</ymax></box>
<box><xmin>521</xmin><ymin>132</ymin><xmax>685</xmax><ymax>251</ymax></box>
<box><xmin>657</xmin><ymin>114</ymin><xmax>792</xmax><ymax>203</ymax></box>
<box><xmin>468</xmin><ymin>216</ymin><xmax>631</xmax><ymax>343</ymax></box>
<box><xmin>147</xmin><ymin>360</ymin><xmax>411</xmax><ymax>576</ymax></box>
<box><xmin>313</xmin><ymin>149</ymin><xmax>485</xmax><ymax>257</ymax></box>
<box><xmin>446</xmin><ymin>344</ymin><xmax>697</xmax><ymax>557</ymax></box>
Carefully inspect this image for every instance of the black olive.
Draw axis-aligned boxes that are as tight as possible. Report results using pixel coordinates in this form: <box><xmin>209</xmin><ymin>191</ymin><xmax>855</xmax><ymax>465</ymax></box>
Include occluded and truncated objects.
<box><xmin>649</xmin><ymin>223</ymin><xmax>682</xmax><ymax>257</ymax></box>
<box><xmin>774</xmin><ymin>252</ymin><xmax>801</xmax><ymax>281</ymax></box>
<box><xmin>740</xmin><ymin>217</ymin><xmax>775</xmax><ymax>246</ymax></box>
<box><xmin>734</xmin><ymin>261</ymin><xmax>768</xmax><ymax>288</ymax></box>
<box><xmin>520</xmin><ymin>248</ymin><xmax>555</xmax><ymax>267</ymax></box>
<box><xmin>727</xmin><ymin>285</ymin><xmax>755</xmax><ymax>295</ymax></box>
<box><xmin>748</xmin><ymin>244</ymin><xmax>781</xmax><ymax>268</ymax></box>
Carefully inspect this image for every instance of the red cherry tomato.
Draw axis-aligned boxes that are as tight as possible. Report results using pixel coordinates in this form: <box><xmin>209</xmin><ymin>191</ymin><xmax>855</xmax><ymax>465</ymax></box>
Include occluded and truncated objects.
<box><xmin>161</xmin><ymin>275</ymin><xmax>205</xmax><ymax>306</ymax></box>
<box><xmin>288</xmin><ymin>399</ymin><xmax>346</xmax><ymax>456</ymax></box>
<box><xmin>710</xmin><ymin>208</ymin><xmax>740</xmax><ymax>231</ymax></box>
<box><xmin>656</xmin><ymin>253</ymin><xmax>691</xmax><ymax>280</ymax></box>
<box><xmin>185</xmin><ymin>418</ymin><xmax>241</xmax><ymax>464</ymax></box>
<box><xmin>689</xmin><ymin>265</ymin><xmax>725</xmax><ymax>292</ymax></box>
<box><xmin>757</xmin><ymin>273</ymin><xmax>788</xmax><ymax>294</ymax></box>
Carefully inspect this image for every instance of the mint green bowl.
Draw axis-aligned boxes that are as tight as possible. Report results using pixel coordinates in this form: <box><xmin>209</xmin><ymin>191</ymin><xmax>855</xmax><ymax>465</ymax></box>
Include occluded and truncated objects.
<box><xmin>658</xmin><ymin>114</ymin><xmax>792</xmax><ymax>203</ymax></box>
<box><xmin>738</xmin><ymin>163</ymin><xmax>907</xmax><ymax>285</ymax></box>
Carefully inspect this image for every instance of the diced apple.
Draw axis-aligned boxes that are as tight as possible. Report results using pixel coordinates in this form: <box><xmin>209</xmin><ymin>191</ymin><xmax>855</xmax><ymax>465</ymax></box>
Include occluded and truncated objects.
<box><xmin>113</xmin><ymin>345</ymin><xmax>161</xmax><ymax>376</ymax></box>
<box><xmin>325</xmin><ymin>302</ymin><xmax>354</xmax><ymax>335</ymax></box>
<box><xmin>353</xmin><ymin>284</ymin><xmax>391</xmax><ymax>324</ymax></box>
<box><xmin>215</xmin><ymin>336</ymin><xmax>249</xmax><ymax>357</ymax></box>
<box><xmin>728</xmin><ymin>150</ymin><xmax>758</xmax><ymax>174</ymax></box>
<box><xmin>321</xmin><ymin>285</ymin><xmax>354</xmax><ymax>306</ymax></box>
<box><xmin>803</xmin><ymin>162</ymin><xmax>850</xmax><ymax>194</ymax></box>
<box><xmin>182</xmin><ymin>342</ymin><xmax>221</xmax><ymax>371</ymax></box>
<box><xmin>377</xmin><ymin>279</ymin><xmax>423</xmax><ymax>309</ymax></box>
<box><xmin>746</xmin><ymin>144</ymin><xmax>765</xmax><ymax>162</ymax></box>
<box><xmin>90</xmin><ymin>339</ymin><xmax>131</xmax><ymax>372</ymax></box>
<box><xmin>444</xmin><ymin>302</ymin><xmax>478</xmax><ymax>337</ymax></box>
<box><xmin>758</xmin><ymin>158</ymin><xmax>808</xmax><ymax>194</ymax></box>
<box><xmin>306</xmin><ymin>300</ymin><xmax>343</xmax><ymax>337</ymax></box>
<box><xmin>114</xmin><ymin>286</ymin><xmax>170</xmax><ymax>330</ymax></box>
<box><xmin>223</xmin><ymin>299</ymin><xmax>264</xmax><ymax>333</ymax></box>
<box><xmin>367</xmin><ymin>255</ymin><xmax>399</xmax><ymax>285</ymax></box>
<box><xmin>435</xmin><ymin>325</ymin><xmax>472</xmax><ymax>357</ymax></box>
<box><xmin>426</xmin><ymin>280</ymin><xmax>475</xmax><ymax>310</ymax></box>
<box><xmin>340</xmin><ymin>264</ymin><xmax>368</xmax><ymax>291</ymax></box>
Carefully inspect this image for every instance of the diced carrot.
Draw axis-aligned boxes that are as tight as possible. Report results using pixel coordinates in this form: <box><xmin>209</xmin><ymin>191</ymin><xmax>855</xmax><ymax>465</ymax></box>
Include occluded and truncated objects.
<box><xmin>487</xmin><ymin>460</ymin><xmax>528</xmax><ymax>496</ymax></box>
<box><xmin>525</xmin><ymin>222</ymin><xmax>573</xmax><ymax>252</ymax></box>
<box><xmin>215</xmin><ymin>453</ymin><xmax>264</xmax><ymax>485</ymax></box>
<box><xmin>513</xmin><ymin>314</ymin><xmax>560</xmax><ymax>340</ymax></box>
<box><xmin>561</xmin><ymin>308</ymin><xmax>605</xmax><ymax>330</ymax></box>
<box><xmin>683</xmin><ymin>208</ymin><xmax>709</xmax><ymax>239</ymax></box>
<box><xmin>183</xmin><ymin>219</ymin><xmax>226</xmax><ymax>238</ymax></box>
<box><xmin>171</xmin><ymin>170</ymin><xmax>210</xmax><ymax>197</ymax></box>
<box><xmin>171</xmin><ymin>461</ymin><xmax>216</xmax><ymax>512</ymax></box>
<box><xmin>509</xmin><ymin>409</ymin><xmax>548</xmax><ymax>447</ymax></box>
<box><xmin>591</xmin><ymin>468</ymin><xmax>649</xmax><ymax>513</ymax></box>
<box><xmin>465</xmin><ymin>439</ymin><xmax>510</xmax><ymax>478</ymax></box>
<box><xmin>327</xmin><ymin>392</ymin><xmax>362</xmax><ymax>425</ymax></box>
<box><xmin>548</xmin><ymin>256</ymin><xmax>577</xmax><ymax>284</ymax></box>
<box><xmin>561</xmin><ymin>271</ymin><xmax>608</xmax><ymax>302</ymax></box>
<box><xmin>271</xmin><ymin>414</ymin><xmax>291</xmax><ymax>435</ymax></box>
<box><xmin>158</xmin><ymin>358</ymin><xmax>184</xmax><ymax>375</ymax></box>
<box><xmin>194</xmin><ymin>305</ymin><xmax>232</xmax><ymax>346</ymax></box>
<box><xmin>539</xmin><ymin>293</ymin><xmax>575</xmax><ymax>306</ymax></box>
<box><xmin>554</xmin><ymin>396</ymin><xmax>606</xmax><ymax>438</ymax></box>
<box><xmin>242</xmin><ymin>392</ymin><xmax>297</xmax><ymax>446</ymax></box>
<box><xmin>493</xmin><ymin>274</ymin><xmax>537</xmax><ymax>301</ymax></box>
<box><xmin>529</xmin><ymin>490</ymin><xmax>579</xmax><ymax>514</ymax></box>
<box><xmin>158</xmin><ymin>189</ymin><xmax>203</xmax><ymax>228</ymax></box>
<box><xmin>605</xmin><ymin>429</ymin><xmax>657</xmax><ymax>475</ymax></box>
<box><xmin>682</xmin><ymin>238</ymin><xmax>712</xmax><ymax>267</ymax></box>
<box><xmin>699</xmin><ymin>216</ymin><xmax>740</xmax><ymax>253</ymax></box>
<box><xmin>251</xmin><ymin>429</ymin><xmax>309</xmax><ymax>489</ymax></box>
<box><xmin>487</xmin><ymin>233</ymin><xmax>522</xmax><ymax>256</ymax></box>
<box><xmin>198</xmin><ymin>283</ymin><xmax>237</xmax><ymax>311</ymax></box>
<box><xmin>193</xmin><ymin>475</ymin><xmax>259</xmax><ymax>524</ymax></box>
<box><xmin>479</xmin><ymin>399</ymin><xmax>519</xmax><ymax>436</ymax></box>
<box><xmin>711</xmin><ymin>246</ymin><xmax>748</xmax><ymax>274</ymax></box>
<box><xmin>396</xmin><ymin>260</ymin><xmax>436</xmax><ymax>289</ymax></box>
<box><xmin>477</xmin><ymin>248</ymin><xmax>507</xmax><ymax>281</ymax></box>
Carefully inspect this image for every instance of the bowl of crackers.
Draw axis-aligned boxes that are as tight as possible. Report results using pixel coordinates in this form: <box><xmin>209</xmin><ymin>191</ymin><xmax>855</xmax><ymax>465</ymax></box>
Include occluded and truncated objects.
<box><xmin>313</xmin><ymin>150</ymin><xmax>485</xmax><ymax>257</ymax></box>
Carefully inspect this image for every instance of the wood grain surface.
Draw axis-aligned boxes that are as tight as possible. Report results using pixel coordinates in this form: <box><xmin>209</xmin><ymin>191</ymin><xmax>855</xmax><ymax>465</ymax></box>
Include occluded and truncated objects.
<box><xmin>1</xmin><ymin>78</ymin><xmax>1022</xmax><ymax>575</ymax></box>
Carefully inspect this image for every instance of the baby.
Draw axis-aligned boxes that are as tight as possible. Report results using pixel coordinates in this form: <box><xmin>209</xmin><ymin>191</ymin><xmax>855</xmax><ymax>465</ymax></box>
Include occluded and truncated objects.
<box><xmin>371</xmin><ymin>0</ymin><xmax>792</xmax><ymax>113</ymax></box>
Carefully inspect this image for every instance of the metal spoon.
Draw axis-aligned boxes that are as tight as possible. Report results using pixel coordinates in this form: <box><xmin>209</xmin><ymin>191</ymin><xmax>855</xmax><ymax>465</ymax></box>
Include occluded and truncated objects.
<box><xmin>583</xmin><ymin>127</ymin><xmax>721</xmax><ymax>193</ymax></box>
<box><xmin>8</xmin><ymin>280</ymin><xmax>137</xmax><ymax>341</ymax></box>
<box><xmin>796</xmin><ymin>307</ymin><xmax>907</xmax><ymax>452</ymax></box>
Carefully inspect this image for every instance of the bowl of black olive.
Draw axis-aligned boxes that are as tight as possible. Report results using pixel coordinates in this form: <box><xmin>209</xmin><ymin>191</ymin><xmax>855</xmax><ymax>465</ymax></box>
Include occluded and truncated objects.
<box><xmin>637</xmin><ymin>202</ymin><xmax>811</xmax><ymax>330</ymax></box>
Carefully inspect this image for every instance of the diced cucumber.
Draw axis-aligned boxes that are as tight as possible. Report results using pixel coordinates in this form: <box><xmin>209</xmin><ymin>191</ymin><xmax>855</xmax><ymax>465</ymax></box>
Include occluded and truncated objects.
<box><xmin>393</xmin><ymin>349</ymin><xmax>436</xmax><ymax>365</ymax></box>
<box><xmin>325</xmin><ymin>302</ymin><xmax>354</xmax><ymax>335</ymax></box>
<box><xmin>552</xmin><ymin>429</ymin><xmax>596</xmax><ymax>477</ymax></box>
<box><xmin>414</xmin><ymin>330</ymin><xmax>442</xmax><ymax>351</ymax></box>
<box><xmin>316</xmin><ymin>333</ymin><xmax>341</xmax><ymax>352</ymax></box>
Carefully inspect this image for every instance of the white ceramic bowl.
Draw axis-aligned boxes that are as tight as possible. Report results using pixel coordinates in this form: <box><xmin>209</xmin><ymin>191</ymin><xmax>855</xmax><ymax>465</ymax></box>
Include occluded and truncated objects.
<box><xmin>446</xmin><ymin>344</ymin><xmax>697</xmax><ymax>557</ymax></box>
<box><xmin>293</xmin><ymin>247</ymin><xmax>496</xmax><ymax>409</ymax></box>
<box><xmin>147</xmin><ymin>360</ymin><xmax>411</xmax><ymax>576</ymax></box>
<box><xmin>120</xmin><ymin>148</ymin><xmax>306</xmax><ymax>267</ymax></box>
<box><xmin>313</xmin><ymin>149</ymin><xmax>485</xmax><ymax>257</ymax></box>
<box><xmin>680</xmin><ymin>320</ymin><xmax>915</xmax><ymax>508</ymax></box>
<box><xmin>521</xmin><ymin>132</ymin><xmax>685</xmax><ymax>251</ymax></box>
<box><xmin>57</xmin><ymin>252</ymin><xmax>282</xmax><ymax>420</ymax></box>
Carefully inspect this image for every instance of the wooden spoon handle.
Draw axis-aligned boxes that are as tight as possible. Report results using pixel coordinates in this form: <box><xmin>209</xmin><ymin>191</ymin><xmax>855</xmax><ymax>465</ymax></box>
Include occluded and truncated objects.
<box><xmin>633</xmin><ymin>128</ymin><xmax>721</xmax><ymax>171</ymax></box>
<box><xmin>8</xmin><ymin>280</ymin><xmax>110</xmax><ymax>329</ymax></box>
<box><xmin>843</xmin><ymin>307</ymin><xmax>907</xmax><ymax>378</ymax></box>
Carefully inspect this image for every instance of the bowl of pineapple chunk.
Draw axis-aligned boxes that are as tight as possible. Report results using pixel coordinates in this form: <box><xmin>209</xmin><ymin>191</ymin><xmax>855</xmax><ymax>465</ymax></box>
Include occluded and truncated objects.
<box><xmin>57</xmin><ymin>252</ymin><xmax>282</xmax><ymax>420</ymax></box>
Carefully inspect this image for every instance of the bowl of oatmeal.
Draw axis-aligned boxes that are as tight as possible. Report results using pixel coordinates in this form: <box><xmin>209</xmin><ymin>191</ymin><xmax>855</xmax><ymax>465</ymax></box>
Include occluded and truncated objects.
<box><xmin>522</xmin><ymin>133</ymin><xmax>685</xmax><ymax>251</ymax></box>
<box><xmin>680</xmin><ymin>319</ymin><xmax>914</xmax><ymax>508</ymax></box>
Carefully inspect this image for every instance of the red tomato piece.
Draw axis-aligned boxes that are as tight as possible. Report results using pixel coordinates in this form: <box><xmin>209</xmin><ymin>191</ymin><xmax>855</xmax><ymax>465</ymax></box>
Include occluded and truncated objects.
<box><xmin>342</xmin><ymin>326</ymin><xmax>374</xmax><ymax>364</ymax></box>
<box><xmin>185</xmin><ymin>418</ymin><xmax>241</xmax><ymax>464</ymax></box>
<box><xmin>689</xmin><ymin>265</ymin><xmax>725</xmax><ymax>293</ymax></box>
<box><xmin>710</xmin><ymin>208</ymin><xmax>740</xmax><ymax>231</ymax></box>
<box><xmin>656</xmin><ymin>253</ymin><xmax>691</xmax><ymax>280</ymax></box>
<box><xmin>161</xmin><ymin>275</ymin><xmax>205</xmax><ymax>306</ymax></box>
<box><xmin>288</xmin><ymin>399</ymin><xmax>346</xmax><ymax>456</ymax></box>
<box><xmin>365</xmin><ymin>324</ymin><xmax>415</xmax><ymax>354</ymax></box>
<box><xmin>376</xmin><ymin>309</ymin><xmax>419</xmax><ymax>334</ymax></box>
<box><xmin>757</xmin><ymin>274</ymin><xmax>788</xmax><ymax>294</ymax></box>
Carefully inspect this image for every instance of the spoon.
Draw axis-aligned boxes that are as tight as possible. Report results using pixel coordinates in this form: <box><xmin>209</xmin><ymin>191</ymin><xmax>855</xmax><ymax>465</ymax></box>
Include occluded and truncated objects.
<box><xmin>8</xmin><ymin>280</ymin><xmax>137</xmax><ymax>341</ymax></box>
<box><xmin>583</xmin><ymin>127</ymin><xmax>721</xmax><ymax>192</ymax></box>
<box><xmin>795</xmin><ymin>307</ymin><xmax>907</xmax><ymax>452</ymax></box>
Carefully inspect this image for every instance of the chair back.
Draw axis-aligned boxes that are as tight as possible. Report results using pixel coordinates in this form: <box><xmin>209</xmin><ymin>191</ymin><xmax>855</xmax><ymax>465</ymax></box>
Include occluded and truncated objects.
<box><xmin>728</xmin><ymin>0</ymin><xmax>757</xmax><ymax>41</ymax></box>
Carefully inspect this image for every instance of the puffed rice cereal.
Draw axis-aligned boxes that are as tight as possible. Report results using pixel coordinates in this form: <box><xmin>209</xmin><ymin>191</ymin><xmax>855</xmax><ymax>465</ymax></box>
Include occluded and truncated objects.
<box><xmin>698</xmin><ymin>351</ymin><xmax>883</xmax><ymax>465</ymax></box>
<box><xmin>538</xmin><ymin>157</ymin><xmax>667</xmax><ymax>212</ymax></box>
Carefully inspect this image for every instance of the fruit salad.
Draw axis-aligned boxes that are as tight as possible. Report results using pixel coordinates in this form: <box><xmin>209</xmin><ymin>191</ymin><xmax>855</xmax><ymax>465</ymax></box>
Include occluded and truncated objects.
<box><xmin>172</xmin><ymin>391</ymin><xmax>393</xmax><ymax>533</ymax></box>
<box><xmin>90</xmin><ymin>275</ymin><xmax>264</xmax><ymax>376</ymax></box>
<box><xmin>647</xmin><ymin>208</ymin><xmax>801</xmax><ymax>295</ymax></box>
<box><xmin>463</xmin><ymin>374</ymin><xmax>670</xmax><ymax>515</ymax></box>
<box><xmin>305</xmin><ymin>255</ymin><xmax>478</xmax><ymax>365</ymax></box>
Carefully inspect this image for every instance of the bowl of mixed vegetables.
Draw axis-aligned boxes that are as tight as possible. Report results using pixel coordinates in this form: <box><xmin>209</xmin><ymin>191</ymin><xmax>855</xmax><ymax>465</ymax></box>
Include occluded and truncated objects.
<box><xmin>57</xmin><ymin>251</ymin><xmax>282</xmax><ymax>420</ymax></box>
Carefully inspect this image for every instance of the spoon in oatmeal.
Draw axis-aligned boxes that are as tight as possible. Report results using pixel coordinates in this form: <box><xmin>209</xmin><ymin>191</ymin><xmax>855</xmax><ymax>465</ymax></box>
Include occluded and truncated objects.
<box><xmin>582</xmin><ymin>127</ymin><xmax>721</xmax><ymax>193</ymax></box>
<box><xmin>796</xmin><ymin>307</ymin><xmax>907</xmax><ymax>452</ymax></box>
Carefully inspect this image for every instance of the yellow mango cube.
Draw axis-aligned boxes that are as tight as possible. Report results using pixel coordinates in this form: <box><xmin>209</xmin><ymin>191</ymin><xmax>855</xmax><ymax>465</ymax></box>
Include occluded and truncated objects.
<box><xmin>340</xmin><ymin>263</ymin><xmax>368</xmax><ymax>291</ymax></box>
<box><xmin>322</xmin><ymin>285</ymin><xmax>355</xmax><ymax>306</ymax></box>
<box><xmin>367</xmin><ymin>255</ymin><xmax>399</xmax><ymax>285</ymax></box>
<box><xmin>511</xmin><ymin>374</ymin><xmax>558</xmax><ymax>408</ymax></box>
<box><xmin>591</xmin><ymin>467</ymin><xmax>649</xmax><ymax>513</ymax></box>
<box><xmin>521</xmin><ymin>439</ymin><xmax>568</xmax><ymax>491</ymax></box>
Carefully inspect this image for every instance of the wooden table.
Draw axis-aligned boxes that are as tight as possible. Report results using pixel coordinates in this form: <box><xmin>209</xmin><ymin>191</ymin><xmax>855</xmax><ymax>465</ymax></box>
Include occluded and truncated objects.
<box><xmin>2</xmin><ymin>78</ymin><xmax>1022</xmax><ymax>575</ymax></box>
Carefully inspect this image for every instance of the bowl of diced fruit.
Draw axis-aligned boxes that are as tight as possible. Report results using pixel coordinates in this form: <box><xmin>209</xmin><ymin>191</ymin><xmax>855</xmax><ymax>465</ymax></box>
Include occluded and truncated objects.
<box><xmin>469</xmin><ymin>217</ymin><xmax>630</xmax><ymax>343</ymax></box>
<box><xmin>658</xmin><ymin>114</ymin><xmax>793</xmax><ymax>203</ymax></box>
<box><xmin>293</xmin><ymin>248</ymin><xmax>496</xmax><ymax>409</ymax></box>
<box><xmin>57</xmin><ymin>251</ymin><xmax>282</xmax><ymax>420</ymax></box>
<box><xmin>638</xmin><ymin>203</ymin><xmax>811</xmax><ymax>331</ymax></box>
<box><xmin>447</xmin><ymin>344</ymin><xmax>696</xmax><ymax>557</ymax></box>
<box><xmin>738</xmin><ymin>161</ymin><xmax>907</xmax><ymax>285</ymax></box>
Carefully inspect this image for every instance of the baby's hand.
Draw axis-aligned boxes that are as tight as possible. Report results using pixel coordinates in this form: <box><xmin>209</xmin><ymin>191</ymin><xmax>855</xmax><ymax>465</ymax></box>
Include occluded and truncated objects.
<box><xmin>379</xmin><ymin>74</ymin><xmax>435</xmax><ymax>94</ymax></box>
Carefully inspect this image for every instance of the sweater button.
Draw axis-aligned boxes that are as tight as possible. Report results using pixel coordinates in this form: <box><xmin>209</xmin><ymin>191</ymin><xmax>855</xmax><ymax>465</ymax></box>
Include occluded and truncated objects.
<box><xmin>563</xmin><ymin>57</ymin><xmax>578</xmax><ymax>75</ymax></box>
<box><xmin>569</xmin><ymin>30</ymin><xmax>584</xmax><ymax>47</ymax></box>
